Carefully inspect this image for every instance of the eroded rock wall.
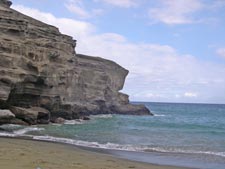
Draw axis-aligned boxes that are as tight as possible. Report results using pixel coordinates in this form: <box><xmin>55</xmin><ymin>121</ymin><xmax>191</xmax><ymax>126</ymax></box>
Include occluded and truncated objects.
<box><xmin>0</xmin><ymin>0</ymin><xmax>151</xmax><ymax>124</ymax></box>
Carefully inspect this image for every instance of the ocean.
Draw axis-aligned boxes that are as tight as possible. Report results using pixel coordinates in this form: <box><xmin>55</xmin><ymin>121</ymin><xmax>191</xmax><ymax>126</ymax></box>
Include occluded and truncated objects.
<box><xmin>1</xmin><ymin>102</ymin><xmax>225</xmax><ymax>169</ymax></box>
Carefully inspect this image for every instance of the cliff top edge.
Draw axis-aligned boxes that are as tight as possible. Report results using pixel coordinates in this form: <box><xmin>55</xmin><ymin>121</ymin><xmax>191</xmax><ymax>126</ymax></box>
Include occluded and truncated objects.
<box><xmin>0</xmin><ymin>0</ymin><xmax>12</xmax><ymax>8</ymax></box>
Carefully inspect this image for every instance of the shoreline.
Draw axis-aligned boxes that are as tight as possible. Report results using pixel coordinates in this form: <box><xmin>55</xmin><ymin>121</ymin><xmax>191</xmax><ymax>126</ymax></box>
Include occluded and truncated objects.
<box><xmin>0</xmin><ymin>137</ymin><xmax>192</xmax><ymax>169</ymax></box>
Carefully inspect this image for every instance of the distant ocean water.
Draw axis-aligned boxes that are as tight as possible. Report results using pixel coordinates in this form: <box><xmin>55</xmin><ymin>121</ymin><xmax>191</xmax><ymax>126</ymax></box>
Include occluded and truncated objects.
<box><xmin>1</xmin><ymin>102</ymin><xmax>225</xmax><ymax>169</ymax></box>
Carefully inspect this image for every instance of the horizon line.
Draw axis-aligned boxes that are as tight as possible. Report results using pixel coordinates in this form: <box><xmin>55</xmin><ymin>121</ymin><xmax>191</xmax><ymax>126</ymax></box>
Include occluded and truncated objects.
<box><xmin>131</xmin><ymin>101</ymin><xmax>225</xmax><ymax>105</ymax></box>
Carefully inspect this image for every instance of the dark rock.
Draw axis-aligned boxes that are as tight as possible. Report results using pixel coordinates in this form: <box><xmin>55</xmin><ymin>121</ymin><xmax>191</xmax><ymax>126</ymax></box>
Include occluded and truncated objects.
<box><xmin>0</xmin><ymin>109</ymin><xmax>15</xmax><ymax>119</ymax></box>
<box><xmin>0</xmin><ymin>109</ymin><xmax>15</xmax><ymax>124</ymax></box>
<box><xmin>0</xmin><ymin>109</ymin><xmax>29</xmax><ymax>125</ymax></box>
<box><xmin>51</xmin><ymin>117</ymin><xmax>65</xmax><ymax>124</ymax></box>
<box><xmin>8</xmin><ymin>118</ymin><xmax>29</xmax><ymax>125</ymax></box>
<box><xmin>30</xmin><ymin>107</ymin><xmax>50</xmax><ymax>124</ymax></box>
<box><xmin>10</xmin><ymin>106</ymin><xmax>50</xmax><ymax>125</ymax></box>
<box><xmin>82</xmin><ymin>116</ymin><xmax>90</xmax><ymax>120</ymax></box>
<box><xmin>110</xmin><ymin>104</ymin><xmax>152</xmax><ymax>115</ymax></box>
<box><xmin>0</xmin><ymin>0</ymin><xmax>12</xmax><ymax>8</ymax></box>
<box><xmin>10</xmin><ymin>107</ymin><xmax>38</xmax><ymax>125</ymax></box>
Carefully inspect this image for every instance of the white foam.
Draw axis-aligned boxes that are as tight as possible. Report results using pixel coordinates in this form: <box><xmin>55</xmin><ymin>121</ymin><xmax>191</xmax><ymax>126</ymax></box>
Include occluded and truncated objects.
<box><xmin>0</xmin><ymin>132</ymin><xmax>16</xmax><ymax>137</ymax></box>
<box><xmin>0</xmin><ymin>126</ymin><xmax>45</xmax><ymax>139</ymax></box>
<box><xmin>64</xmin><ymin>119</ymin><xmax>84</xmax><ymax>125</ymax></box>
<box><xmin>1</xmin><ymin>125</ymin><xmax>225</xmax><ymax>159</ymax></box>
<box><xmin>0</xmin><ymin>124</ymin><xmax>22</xmax><ymax>131</ymax></box>
<box><xmin>32</xmin><ymin>135</ymin><xmax>141</xmax><ymax>151</ymax></box>
<box><xmin>0</xmin><ymin>124</ymin><xmax>22</xmax><ymax>128</ymax></box>
<box><xmin>0</xmin><ymin>125</ymin><xmax>44</xmax><ymax>138</ymax></box>
<box><xmin>91</xmin><ymin>114</ymin><xmax>113</xmax><ymax>119</ymax></box>
<box><xmin>154</xmin><ymin>114</ymin><xmax>166</xmax><ymax>117</ymax></box>
<box><xmin>144</xmin><ymin>147</ymin><xmax>225</xmax><ymax>157</ymax></box>
<box><xmin>51</xmin><ymin>123</ymin><xmax>63</xmax><ymax>126</ymax></box>
<box><xmin>179</xmin><ymin>150</ymin><xmax>225</xmax><ymax>157</ymax></box>
<box><xmin>32</xmin><ymin>135</ymin><xmax>225</xmax><ymax>158</ymax></box>
<box><xmin>1</xmin><ymin>130</ymin><xmax>225</xmax><ymax>158</ymax></box>
<box><xmin>13</xmin><ymin>127</ymin><xmax>45</xmax><ymax>135</ymax></box>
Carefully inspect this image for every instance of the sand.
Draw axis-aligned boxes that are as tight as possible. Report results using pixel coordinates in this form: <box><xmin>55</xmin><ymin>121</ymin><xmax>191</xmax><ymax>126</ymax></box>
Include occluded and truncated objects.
<box><xmin>0</xmin><ymin>137</ymin><xmax>190</xmax><ymax>169</ymax></box>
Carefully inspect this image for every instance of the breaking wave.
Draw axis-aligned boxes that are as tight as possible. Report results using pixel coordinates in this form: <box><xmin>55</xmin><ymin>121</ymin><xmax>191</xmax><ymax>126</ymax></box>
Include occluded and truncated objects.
<box><xmin>64</xmin><ymin>119</ymin><xmax>85</xmax><ymax>125</ymax></box>
<box><xmin>153</xmin><ymin>114</ymin><xmax>166</xmax><ymax>117</ymax></box>
<box><xmin>90</xmin><ymin>114</ymin><xmax>113</xmax><ymax>119</ymax></box>
<box><xmin>32</xmin><ymin>135</ymin><xmax>225</xmax><ymax>158</ymax></box>
<box><xmin>13</xmin><ymin>127</ymin><xmax>44</xmax><ymax>135</ymax></box>
<box><xmin>0</xmin><ymin>125</ymin><xmax>44</xmax><ymax>137</ymax></box>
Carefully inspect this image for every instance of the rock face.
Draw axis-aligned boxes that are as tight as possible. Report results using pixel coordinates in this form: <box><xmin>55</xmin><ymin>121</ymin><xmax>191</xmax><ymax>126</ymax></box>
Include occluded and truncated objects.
<box><xmin>0</xmin><ymin>109</ymin><xmax>27</xmax><ymax>125</ymax></box>
<box><xmin>0</xmin><ymin>109</ymin><xmax>15</xmax><ymax>124</ymax></box>
<box><xmin>10</xmin><ymin>107</ymin><xmax>50</xmax><ymax>125</ymax></box>
<box><xmin>0</xmin><ymin>0</ymin><xmax>152</xmax><ymax>125</ymax></box>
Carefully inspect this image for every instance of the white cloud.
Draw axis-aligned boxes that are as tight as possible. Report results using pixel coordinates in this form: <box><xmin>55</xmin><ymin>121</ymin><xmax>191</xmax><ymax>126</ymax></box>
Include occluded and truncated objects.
<box><xmin>148</xmin><ymin>0</ymin><xmax>225</xmax><ymax>25</ymax></box>
<box><xmin>175</xmin><ymin>94</ymin><xmax>181</xmax><ymax>98</ymax></box>
<box><xmin>65</xmin><ymin>0</ymin><xmax>90</xmax><ymax>18</ymax></box>
<box><xmin>92</xmin><ymin>8</ymin><xmax>104</xmax><ymax>16</ymax></box>
<box><xmin>216</xmin><ymin>48</ymin><xmax>225</xmax><ymax>58</ymax></box>
<box><xmin>94</xmin><ymin>0</ymin><xmax>137</xmax><ymax>8</ymax></box>
<box><xmin>65</xmin><ymin>0</ymin><xmax>103</xmax><ymax>19</ymax></box>
<box><xmin>12</xmin><ymin>5</ymin><xmax>95</xmax><ymax>39</ymax></box>
<box><xmin>148</xmin><ymin>0</ymin><xmax>204</xmax><ymax>25</ymax></box>
<box><xmin>184</xmin><ymin>92</ymin><xmax>198</xmax><ymax>98</ymax></box>
<box><xmin>12</xmin><ymin>4</ymin><xmax>225</xmax><ymax>103</ymax></box>
<box><xmin>210</xmin><ymin>0</ymin><xmax>225</xmax><ymax>9</ymax></box>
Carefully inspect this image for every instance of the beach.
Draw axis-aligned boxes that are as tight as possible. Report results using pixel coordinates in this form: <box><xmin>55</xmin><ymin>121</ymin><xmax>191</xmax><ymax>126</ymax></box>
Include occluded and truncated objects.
<box><xmin>1</xmin><ymin>103</ymin><xmax>225</xmax><ymax>169</ymax></box>
<box><xmin>0</xmin><ymin>137</ymin><xmax>190</xmax><ymax>169</ymax></box>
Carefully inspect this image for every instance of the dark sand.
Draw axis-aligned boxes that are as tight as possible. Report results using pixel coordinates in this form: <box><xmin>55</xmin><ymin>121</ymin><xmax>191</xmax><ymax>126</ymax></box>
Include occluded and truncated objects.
<box><xmin>0</xmin><ymin>137</ymin><xmax>191</xmax><ymax>169</ymax></box>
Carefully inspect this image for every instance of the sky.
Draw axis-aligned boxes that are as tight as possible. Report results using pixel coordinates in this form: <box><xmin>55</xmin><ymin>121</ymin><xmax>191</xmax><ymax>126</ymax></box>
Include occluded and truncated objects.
<box><xmin>11</xmin><ymin>0</ymin><xmax>225</xmax><ymax>104</ymax></box>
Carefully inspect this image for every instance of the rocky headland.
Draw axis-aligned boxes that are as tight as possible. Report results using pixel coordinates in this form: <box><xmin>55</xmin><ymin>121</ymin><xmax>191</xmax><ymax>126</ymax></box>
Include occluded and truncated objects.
<box><xmin>0</xmin><ymin>0</ymin><xmax>152</xmax><ymax>125</ymax></box>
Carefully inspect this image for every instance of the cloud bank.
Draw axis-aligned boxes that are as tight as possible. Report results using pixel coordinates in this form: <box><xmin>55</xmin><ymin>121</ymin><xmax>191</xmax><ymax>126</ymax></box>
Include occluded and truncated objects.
<box><xmin>216</xmin><ymin>48</ymin><xmax>225</xmax><ymax>59</ymax></box>
<box><xmin>148</xmin><ymin>0</ymin><xmax>204</xmax><ymax>25</ymax></box>
<box><xmin>65</xmin><ymin>0</ymin><xmax>104</xmax><ymax>19</ymax></box>
<box><xmin>94</xmin><ymin>0</ymin><xmax>137</xmax><ymax>8</ymax></box>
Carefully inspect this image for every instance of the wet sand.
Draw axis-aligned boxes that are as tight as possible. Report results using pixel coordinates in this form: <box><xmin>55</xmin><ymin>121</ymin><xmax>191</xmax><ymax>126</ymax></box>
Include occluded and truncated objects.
<box><xmin>0</xmin><ymin>137</ymin><xmax>191</xmax><ymax>169</ymax></box>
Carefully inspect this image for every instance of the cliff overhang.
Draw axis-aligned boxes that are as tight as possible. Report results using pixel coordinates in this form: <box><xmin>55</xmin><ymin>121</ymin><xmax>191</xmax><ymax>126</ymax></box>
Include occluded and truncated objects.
<box><xmin>0</xmin><ymin>0</ymin><xmax>152</xmax><ymax>125</ymax></box>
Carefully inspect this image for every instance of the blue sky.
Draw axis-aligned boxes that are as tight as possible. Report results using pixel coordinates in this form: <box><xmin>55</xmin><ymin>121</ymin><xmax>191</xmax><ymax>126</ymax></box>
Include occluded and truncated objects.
<box><xmin>12</xmin><ymin>0</ymin><xmax>225</xmax><ymax>104</ymax></box>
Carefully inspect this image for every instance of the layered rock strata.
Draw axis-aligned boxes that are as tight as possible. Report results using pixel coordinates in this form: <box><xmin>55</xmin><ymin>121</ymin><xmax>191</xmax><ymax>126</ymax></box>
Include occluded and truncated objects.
<box><xmin>0</xmin><ymin>0</ymin><xmax>152</xmax><ymax>125</ymax></box>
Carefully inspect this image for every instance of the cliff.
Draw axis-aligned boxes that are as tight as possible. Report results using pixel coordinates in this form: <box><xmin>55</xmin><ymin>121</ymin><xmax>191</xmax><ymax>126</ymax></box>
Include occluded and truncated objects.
<box><xmin>0</xmin><ymin>0</ymin><xmax>151</xmax><ymax>125</ymax></box>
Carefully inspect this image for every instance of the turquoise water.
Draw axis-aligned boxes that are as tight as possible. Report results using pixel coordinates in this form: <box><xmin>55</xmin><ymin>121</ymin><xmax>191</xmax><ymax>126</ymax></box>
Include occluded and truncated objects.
<box><xmin>1</xmin><ymin>102</ymin><xmax>225</xmax><ymax>168</ymax></box>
